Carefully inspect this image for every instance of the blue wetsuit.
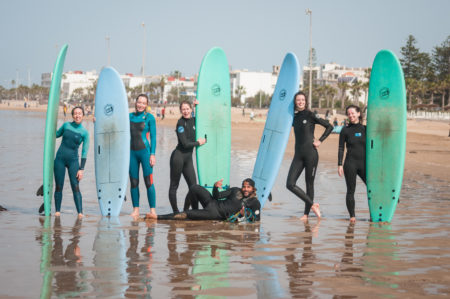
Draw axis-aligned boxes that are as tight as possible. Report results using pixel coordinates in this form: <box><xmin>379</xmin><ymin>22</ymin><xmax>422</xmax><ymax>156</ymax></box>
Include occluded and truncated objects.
<box><xmin>54</xmin><ymin>121</ymin><xmax>90</xmax><ymax>214</ymax></box>
<box><xmin>129</xmin><ymin>111</ymin><xmax>156</xmax><ymax>208</ymax></box>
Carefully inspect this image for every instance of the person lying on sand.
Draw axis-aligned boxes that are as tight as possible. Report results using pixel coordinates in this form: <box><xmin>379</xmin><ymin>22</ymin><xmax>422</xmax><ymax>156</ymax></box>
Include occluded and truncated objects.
<box><xmin>145</xmin><ymin>178</ymin><xmax>261</xmax><ymax>222</ymax></box>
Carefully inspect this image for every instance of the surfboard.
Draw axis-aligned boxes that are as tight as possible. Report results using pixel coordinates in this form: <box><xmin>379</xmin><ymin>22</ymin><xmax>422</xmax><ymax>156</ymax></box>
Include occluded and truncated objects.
<box><xmin>196</xmin><ymin>47</ymin><xmax>231</xmax><ymax>191</ymax></box>
<box><xmin>366</xmin><ymin>49</ymin><xmax>406</xmax><ymax>223</ymax></box>
<box><xmin>94</xmin><ymin>67</ymin><xmax>130</xmax><ymax>216</ymax></box>
<box><xmin>252</xmin><ymin>52</ymin><xmax>299</xmax><ymax>207</ymax></box>
<box><xmin>43</xmin><ymin>44</ymin><xmax>68</xmax><ymax>216</ymax></box>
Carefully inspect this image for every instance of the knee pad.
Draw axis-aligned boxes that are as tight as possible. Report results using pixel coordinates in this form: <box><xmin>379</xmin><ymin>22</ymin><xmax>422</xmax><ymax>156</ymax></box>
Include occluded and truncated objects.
<box><xmin>130</xmin><ymin>177</ymin><xmax>139</xmax><ymax>189</ymax></box>
<box><xmin>144</xmin><ymin>174</ymin><xmax>153</xmax><ymax>189</ymax></box>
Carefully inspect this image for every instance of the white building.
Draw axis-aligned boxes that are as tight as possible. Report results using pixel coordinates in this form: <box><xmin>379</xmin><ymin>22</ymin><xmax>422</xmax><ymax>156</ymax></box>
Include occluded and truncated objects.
<box><xmin>163</xmin><ymin>75</ymin><xmax>196</xmax><ymax>103</ymax></box>
<box><xmin>230</xmin><ymin>66</ymin><xmax>279</xmax><ymax>104</ymax></box>
<box><xmin>303</xmin><ymin>62</ymin><xmax>370</xmax><ymax>103</ymax></box>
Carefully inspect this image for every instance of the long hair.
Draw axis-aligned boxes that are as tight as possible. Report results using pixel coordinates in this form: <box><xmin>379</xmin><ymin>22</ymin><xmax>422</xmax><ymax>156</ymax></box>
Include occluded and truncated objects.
<box><xmin>293</xmin><ymin>91</ymin><xmax>309</xmax><ymax>112</ymax></box>
<box><xmin>345</xmin><ymin>105</ymin><xmax>363</xmax><ymax>123</ymax></box>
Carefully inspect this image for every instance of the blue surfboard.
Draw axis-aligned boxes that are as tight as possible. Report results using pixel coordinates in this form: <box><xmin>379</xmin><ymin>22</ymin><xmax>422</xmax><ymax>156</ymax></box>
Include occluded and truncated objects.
<box><xmin>252</xmin><ymin>53</ymin><xmax>300</xmax><ymax>207</ymax></box>
<box><xmin>94</xmin><ymin>67</ymin><xmax>130</xmax><ymax>216</ymax></box>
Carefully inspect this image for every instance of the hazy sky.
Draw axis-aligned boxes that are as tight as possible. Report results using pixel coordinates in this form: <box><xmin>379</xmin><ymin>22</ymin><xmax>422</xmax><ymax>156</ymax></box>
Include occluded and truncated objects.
<box><xmin>1</xmin><ymin>0</ymin><xmax>449</xmax><ymax>87</ymax></box>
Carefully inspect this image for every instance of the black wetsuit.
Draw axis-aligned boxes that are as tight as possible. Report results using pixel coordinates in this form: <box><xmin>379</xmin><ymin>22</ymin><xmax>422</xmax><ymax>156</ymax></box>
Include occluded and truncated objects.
<box><xmin>169</xmin><ymin>117</ymin><xmax>199</xmax><ymax>213</ymax></box>
<box><xmin>338</xmin><ymin>123</ymin><xmax>366</xmax><ymax>218</ymax></box>
<box><xmin>159</xmin><ymin>185</ymin><xmax>261</xmax><ymax>222</ymax></box>
<box><xmin>286</xmin><ymin>110</ymin><xmax>333</xmax><ymax>215</ymax></box>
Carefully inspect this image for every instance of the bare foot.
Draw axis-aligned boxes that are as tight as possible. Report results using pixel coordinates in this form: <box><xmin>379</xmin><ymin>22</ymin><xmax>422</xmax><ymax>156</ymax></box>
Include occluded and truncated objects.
<box><xmin>350</xmin><ymin>217</ymin><xmax>356</xmax><ymax>223</ymax></box>
<box><xmin>149</xmin><ymin>208</ymin><xmax>157</xmax><ymax>216</ymax></box>
<box><xmin>145</xmin><ymin>213</ymin><xmax>157</xmax><ymax>220</ymax></box>
<box><xmin>312</xmin><ymin>203</ymin><xmax>321</xmax><ymax>218</ymax></box>
<box><xmin>300</xmin><ymin>214</ymin><xmax>308</xmax><ymax>222</ymax></box>
<box><xmin>130</xmin><ymin>207</ymin><xmax>139</xmax><ymax>217</ymax></box>
<box><xmin>55</xmin><ymin>212</ymin><xmax>61</xmax><ymax>217</ymax></box>
<box><xmin>78</xmin><ymin>213</ymin><xmax>84</xmax><ymax>219</ymax></box>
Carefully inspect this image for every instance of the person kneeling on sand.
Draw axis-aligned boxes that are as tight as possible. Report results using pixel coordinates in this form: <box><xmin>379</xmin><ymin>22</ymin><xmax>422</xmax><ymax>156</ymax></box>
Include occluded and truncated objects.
<box><xmin>146</xmin><ymin>178</ymin><xmax>261</xmax><ymax>222</ymax></box>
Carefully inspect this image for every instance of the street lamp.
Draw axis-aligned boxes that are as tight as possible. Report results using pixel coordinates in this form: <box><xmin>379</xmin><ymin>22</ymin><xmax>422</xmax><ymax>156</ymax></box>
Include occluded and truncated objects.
<box><xmin>105</xmin><ymin>36</ymin><xmax>111</xmax><ymax>65</ymax></box>
<box><xmin>141</xmin><ymin>22</ymin><xmax>146</xmax><ymax>94</ymax></box>
<box><xmin>305</xmin><ymin>8</ymin><xmax>313</xmax><ymax>107</ymax></box>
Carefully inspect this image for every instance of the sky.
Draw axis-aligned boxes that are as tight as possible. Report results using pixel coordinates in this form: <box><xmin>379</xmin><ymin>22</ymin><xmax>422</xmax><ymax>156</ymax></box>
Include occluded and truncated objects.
<box><xmin>1</xmin><ymin>0</ymin><xmax>449</xmax><ymax>88</ymax></box>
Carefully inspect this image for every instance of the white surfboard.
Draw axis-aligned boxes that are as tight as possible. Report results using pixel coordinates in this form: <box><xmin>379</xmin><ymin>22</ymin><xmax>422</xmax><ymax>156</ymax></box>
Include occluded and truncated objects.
<box><xmin>94</xmin><ymin>67</ymin><xmax>130</xmax><ymax>216</ymax></box>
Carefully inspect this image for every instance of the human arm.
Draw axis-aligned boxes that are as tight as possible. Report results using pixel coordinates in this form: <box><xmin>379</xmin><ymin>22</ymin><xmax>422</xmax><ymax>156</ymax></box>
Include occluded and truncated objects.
<box><xmin>337</xmin><ymin>129</ymin><xmax>346</xmax><ymax>176</ymax></box>
<box><xmin>314</xmin><ymin>114</ymin><xmax>334</xmax><ymax>143</ymax></box>
<box><xmin>176</xmin><ymin>120</ymin><xmax>200</xmax><ymax>149</ymax></box>
<box><xmin>148</xmin><ymin>113</ymin><xmax>157</xmax><ymax>155</ymax></box>
<box><xmin>212</xmin><ymin>179</ymin><xmax>232</xmax><ymax>200</ymax></box>
<box><xmin>55</xmin><ymin>123</ymin><xmax>66</xmax><ymax>138</ymax></box>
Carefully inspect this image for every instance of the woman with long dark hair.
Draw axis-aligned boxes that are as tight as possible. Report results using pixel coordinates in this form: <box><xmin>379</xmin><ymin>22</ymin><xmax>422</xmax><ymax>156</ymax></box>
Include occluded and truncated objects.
<box><xmin>286</xmin><ymin>91</ymin><xmax>333</xmax><ymax>221</ymax></box>
<box><xmin>338</xmin><ymin>105</ymin><xmax>366</xmax><ymax>223</ymax></box>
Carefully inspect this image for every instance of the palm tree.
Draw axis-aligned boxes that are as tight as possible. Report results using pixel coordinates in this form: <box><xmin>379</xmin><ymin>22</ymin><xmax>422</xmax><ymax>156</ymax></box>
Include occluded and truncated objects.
<box><xmin>337</xmin><ymin>81</ymin><xmax>349</xmax><ymax>110</ymax></box>
<box><xmin>350</xmin><ymin>81</ymin><xmax>362</xmax><ymax>105</ymax></box>
<box><xmin>235</xmin><ymin>85</ymin><xmax>246</xmax><ymax>104</ymax></box>
<box><xmin>159</xmin><ymin>76</ymin><xmax>166</xmax><ymax>103</ymax></box>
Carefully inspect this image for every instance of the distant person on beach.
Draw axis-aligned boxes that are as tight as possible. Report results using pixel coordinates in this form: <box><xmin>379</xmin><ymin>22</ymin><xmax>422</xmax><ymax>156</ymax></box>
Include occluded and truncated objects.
<box><xmin>129</xmin><ymin>94</ymin><xmax>157</xmax><ymax>218</ymax></box>
<box><xmin>168</xmin><ymin>100</ymin><xmax>206</xmax><ymax>213</ymax></box>
<box><xmin>333</xmin><ymin>117</ymin><xmax>338</xmax><ymax>127</ymax></box>
<box><xmin>146</xmin><ymin>178</ymin><xmax>260</xmax><ymax>222</ymax></box>
<box><xmin>54</xmin><ymin>106</ymin><xmax>90</xmax><ymax>218</ymax></box>
<box><xmin>250</xmin><ymin>111</ymin><xmax>254</xmax><ymax>120</ymax></box>
<box><xmin>286</xmin><ymin>91</ymin><xmax>333</xmax><ymax>221</ymax></box>
<box><xmin>63</xmin><ymin>104</ymin><xmax>67</xmax><ymax>117</ymax></box>
<box><xmin>161</xmin><ymin>106</ymin><xmax>165</xmax><ymax>120</ymax></box>
<box><xmin>338</xmin><ymin>105</ymin><xmax>366</xmax><ymax>223</ymax></box>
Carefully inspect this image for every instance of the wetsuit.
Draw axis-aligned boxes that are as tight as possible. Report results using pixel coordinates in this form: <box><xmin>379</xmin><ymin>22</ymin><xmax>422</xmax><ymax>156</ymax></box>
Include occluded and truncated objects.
<box><xmin>338</xmin><ymin>123</ymin><xmax>366</xmax><ymax>218</ymax></box>
<box><xmin>286</xmin><ymin>110</ymin><xmax>333</xmax><ymax>215</ymax></box>
<box><xmin>159</xmin><ymin>185</ymin><xmax>261</xmax><ymax>222</ymax></box>
<box><xmin>54</xmin><ymin>121</ymin><xmax>89</xmax><ymax>214</ymax></box>
<box><xmin>168</xmin><ymin>117</ymin><xmax>199</xmax><ymax>213</ymax></box>
<box><xmin>129</xmin><ymin>111</ymin><xmax>156</xmax><ymax>209</ymax></box>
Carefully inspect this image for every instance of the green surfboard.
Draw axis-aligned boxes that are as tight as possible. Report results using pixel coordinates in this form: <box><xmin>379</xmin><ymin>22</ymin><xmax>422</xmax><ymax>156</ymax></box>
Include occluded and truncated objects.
<box><xmin>366</xmin><ymin>49</ymin><xmax>406</xmax><ymax>223</ymax></box>
<box><xmin>43</xmin><ymin>44</ymin><xmax>68</xmax><ymax>216</ymax></box>
<box><xmin>196</xmin><ymin>47</ymin><xmax>231</xmax><ymax>191</ymax></box>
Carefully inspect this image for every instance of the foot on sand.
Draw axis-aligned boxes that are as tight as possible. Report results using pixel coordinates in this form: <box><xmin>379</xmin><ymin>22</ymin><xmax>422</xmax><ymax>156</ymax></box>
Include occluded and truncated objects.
<box><xmin>350</xmin><ymin>217</ymin><xmax>356</xmax><ymax>223</ymax></box>
<box><xmin>312</xmin><ymin>203</ymin><xmax>321</xmax><ymax>218</ymax></box>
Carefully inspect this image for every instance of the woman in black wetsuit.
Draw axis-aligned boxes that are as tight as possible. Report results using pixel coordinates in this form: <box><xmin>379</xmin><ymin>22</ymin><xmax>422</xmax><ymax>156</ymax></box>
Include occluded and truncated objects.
<box><xmin>168</xmin><ymin>101</ymin><xmax>206</xmax><ymax>213</ymax></box>
<box><xmin>338</xmin><ymin>105</ymin><xmax>366</xmax><ymax>223</ymax></box>
<box><xmin>286</xmin><ymin>91</ymin><xmax>333</xmax><ymax>221</ymax></box>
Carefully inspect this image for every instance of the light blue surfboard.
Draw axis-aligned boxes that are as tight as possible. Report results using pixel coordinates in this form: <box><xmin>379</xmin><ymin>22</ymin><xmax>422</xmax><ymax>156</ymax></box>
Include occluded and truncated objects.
<box><xmin>94</xmin><ymin>67</ymin><xmax>130</xmax><ymax>216</ymax></box>
<box><xmin>252</xmin><ymin>53</ymin><xmax>300</xmax><ymax>207</ymax></box>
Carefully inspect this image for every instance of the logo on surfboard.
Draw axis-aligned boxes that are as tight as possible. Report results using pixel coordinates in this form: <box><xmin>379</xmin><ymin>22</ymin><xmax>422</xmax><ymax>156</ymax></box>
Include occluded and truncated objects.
<box><xmin>104</xmin><ymin>104</ymin><xmax>114</xmax><ymax>116</ymax></box>
<box><xmin>211</xmin><ymin>84</ymin><xmax>221</xmax><ymax>96</ymax></box>
<box><xmin>279</xmin><ymin>89</ymin><xmax>287</xmax><ymax>101</ymax></box>
<box><xmin>380</xmin><ymin>87</ymin><xmax>390</xmax><ymax>99</ymax></box>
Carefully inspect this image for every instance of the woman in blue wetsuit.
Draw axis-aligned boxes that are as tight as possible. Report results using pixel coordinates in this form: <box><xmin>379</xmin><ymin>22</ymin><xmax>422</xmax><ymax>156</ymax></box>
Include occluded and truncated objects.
<box><xmin>129</xmin><ymin>94</ymin><xmax>157</xmax><ymax>217</ymax></box>
<box><xmin>286</xmin><ymin>91</ymin><xmax>333</xmax><ymax>221</ymax></box>
<box><xmin>54</xmin><ymin>106</ymin><xmax>89</xmax><ymax>218</ymax></box>
<box><xmin>338</xmin><ymin>105</ymin><xmax>366</xmax><ymax>223</ymax></box>
<box><xmin>168</xmin><ymin>101</ymin><xmax>206</xmax><ymax>213</ymax></box>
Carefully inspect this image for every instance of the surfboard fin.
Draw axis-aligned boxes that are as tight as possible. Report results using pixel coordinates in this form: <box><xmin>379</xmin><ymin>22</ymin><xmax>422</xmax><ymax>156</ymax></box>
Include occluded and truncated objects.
<box><xmin>268</xmin><ymin>192</ymin><xmax>273</xmax><ymax>202</ymax></box>
<box><xmin>38</xmin><ymin>203</ymin><xmax>45</xmax><ymax>214</ymax></box>
<box><xmin>36</xmin><ymin>185</ymin><xmax>44</xmax><ymax>196</ymax></box>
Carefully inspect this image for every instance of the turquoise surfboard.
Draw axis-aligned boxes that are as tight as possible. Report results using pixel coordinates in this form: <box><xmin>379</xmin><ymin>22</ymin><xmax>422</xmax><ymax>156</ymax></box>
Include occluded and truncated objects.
<box><xmin>196</xmin><ymin>47</ymin><xmax>231</xmax><ymax>191</ymax></box>
<box><xmin>366</xmin><ymin>49</ymin><xmax>406</xmax><ymax>223</ymax></box>
<box><xmin>252</xmin><ymin>52</ymin><xmax>299</xmax><ymax>207</ymax></box>
<box><xmin>43</xmin><ymin>44</ymin><xmax>68</xmax><ymax>216</ymax></box>
<box><xmin>94</xmin><ymin>67</ymin><xmax>130</xmax><ymax>216</ymax></box>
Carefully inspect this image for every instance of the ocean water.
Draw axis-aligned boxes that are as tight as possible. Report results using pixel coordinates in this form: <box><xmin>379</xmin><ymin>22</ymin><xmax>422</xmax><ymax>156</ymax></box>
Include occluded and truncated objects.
<box><xmin>0</xmin><ymin>110</ymin><xmax>449</xmax><ymax>298</ymax></box>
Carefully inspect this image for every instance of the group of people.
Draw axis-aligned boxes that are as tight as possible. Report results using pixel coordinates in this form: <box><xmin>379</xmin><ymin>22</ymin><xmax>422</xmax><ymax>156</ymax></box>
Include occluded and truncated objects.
<box><xmin>52</xmin><ymin>91</ymin><xmax>367</xmax><ymax>223</ymax></box>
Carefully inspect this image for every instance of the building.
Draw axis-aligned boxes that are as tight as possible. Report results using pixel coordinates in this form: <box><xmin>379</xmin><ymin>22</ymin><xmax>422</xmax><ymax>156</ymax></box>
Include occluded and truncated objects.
<box><xmin>303</xmin><ymin>62</ymin><xmax>370</xmax><ymax>103</ymax></box>
<box><xmin>230</xmin><ymin>66</ymin><xmax>280</xmax><ymax>104</ymax></box>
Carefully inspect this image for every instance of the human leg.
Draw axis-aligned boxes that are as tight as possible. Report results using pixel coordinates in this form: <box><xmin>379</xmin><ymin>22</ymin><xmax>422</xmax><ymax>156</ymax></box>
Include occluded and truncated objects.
<box><xmin>129</xmin><ymin>151</ymin><xmax>140</xmax><ymax>216</ymax></box>
<box><xmin>286</xmin><ymin>155</ymin><xmax>314</xmax><ymax>218</ymax></box>
<box><xmin>168</xmin><ymin>150</ymin><xmax>183</xmax><ymax>213</ymax></box>
<box><xmin>344</xmin><ymin>159</ymin><xmax>358</xmax><ymax>219</ymax></box>
<box><xmin>53</xmin><ymin>158</ymin><xmax>66</xmax><ymax>215</ymax></box>
<box><xmin>67</xmin><ymin>158</ymin><xmax>82</xmax><ymax>215</ymax></box>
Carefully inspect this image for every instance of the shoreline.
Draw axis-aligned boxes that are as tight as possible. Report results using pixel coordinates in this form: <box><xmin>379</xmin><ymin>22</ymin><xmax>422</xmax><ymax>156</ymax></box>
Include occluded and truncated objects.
<box><xmin>2</xmin><ymin>105</ymin><xmax>449</xmax><ymax>183</ymax></box>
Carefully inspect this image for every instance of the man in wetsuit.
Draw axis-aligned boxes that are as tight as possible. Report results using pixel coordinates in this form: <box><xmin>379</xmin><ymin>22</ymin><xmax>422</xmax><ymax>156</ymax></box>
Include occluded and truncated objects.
<box><xmin>147</xmin><ymin>178</ymin><xmax>261</xmax><ymax>222</ymax></box>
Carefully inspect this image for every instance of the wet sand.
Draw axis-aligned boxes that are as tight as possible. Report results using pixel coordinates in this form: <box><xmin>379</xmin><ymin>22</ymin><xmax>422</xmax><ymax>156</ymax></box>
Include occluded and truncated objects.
<box><xmin>0</xmin><ymin>109</ymin><xmax>449</xmax><ymax>298</ymax></box>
